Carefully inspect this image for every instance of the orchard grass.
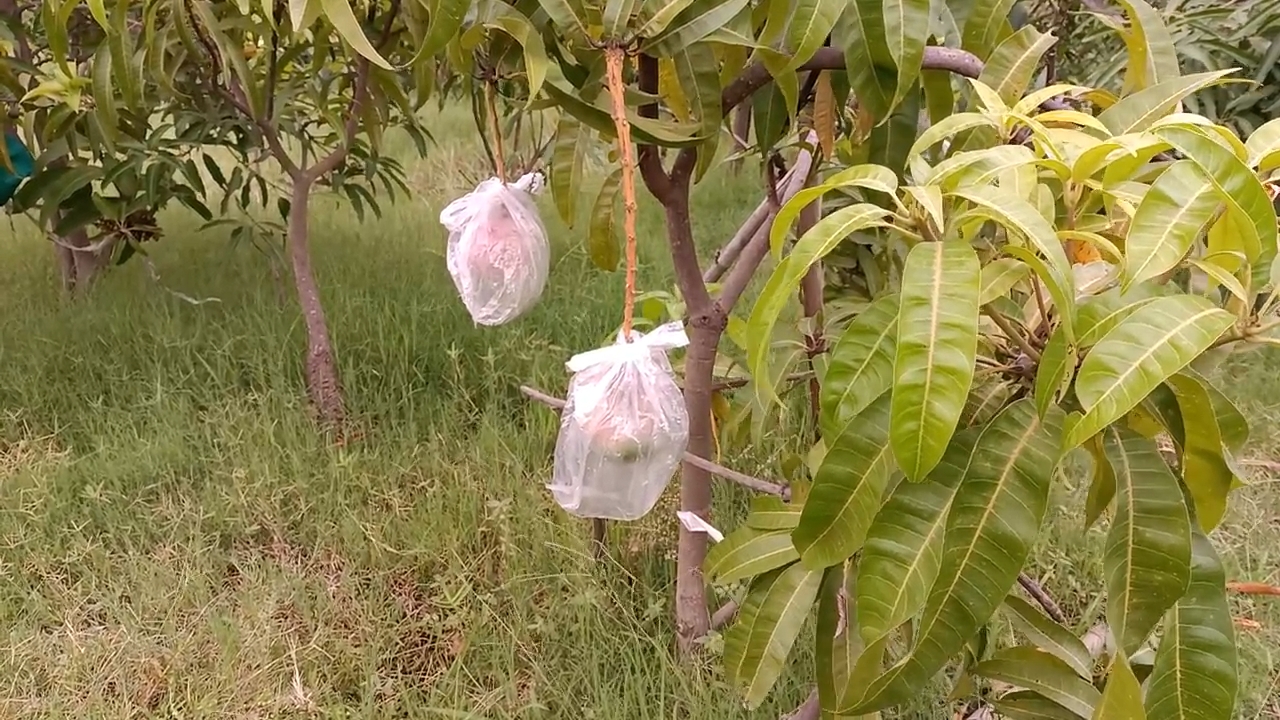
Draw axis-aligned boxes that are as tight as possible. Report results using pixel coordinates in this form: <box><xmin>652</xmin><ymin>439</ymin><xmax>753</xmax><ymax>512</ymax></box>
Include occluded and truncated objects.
<box><xmin>0</xmin><ymin>106</ymin><xmax>1276</xmax><ymax>718</ymax></box>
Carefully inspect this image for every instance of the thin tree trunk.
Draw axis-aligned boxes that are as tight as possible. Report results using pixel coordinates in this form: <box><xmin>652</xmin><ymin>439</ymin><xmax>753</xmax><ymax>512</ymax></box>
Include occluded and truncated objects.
<box><xmin>288</xmin><ymin>180</ymin><xmax>346</xmax><ymax>426</ymax></box>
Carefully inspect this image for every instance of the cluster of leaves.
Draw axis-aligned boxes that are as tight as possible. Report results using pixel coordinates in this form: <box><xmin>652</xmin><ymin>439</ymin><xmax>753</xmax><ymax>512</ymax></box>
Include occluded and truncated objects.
<box><xmin>1060</xmin><ymin>0</ymin><xmax>1280</xmax><ymax>137</ymax></box>
<box><xmin>703</xmin><ymin>2</ymin><xmax>1279</xmax><ymax>717</ymax></box>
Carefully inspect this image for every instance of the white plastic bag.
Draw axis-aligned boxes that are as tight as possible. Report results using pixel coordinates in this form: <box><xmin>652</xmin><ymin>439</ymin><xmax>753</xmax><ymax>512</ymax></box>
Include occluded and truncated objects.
<box><xmin>549</xmin><ymin>322</ymin><xmax>690</xmax><ymax>520</ymax></box>
<box><xmin>439</xmin><ymin>172</ymin><xmax>549</xmax><ymax>326</ymax></box>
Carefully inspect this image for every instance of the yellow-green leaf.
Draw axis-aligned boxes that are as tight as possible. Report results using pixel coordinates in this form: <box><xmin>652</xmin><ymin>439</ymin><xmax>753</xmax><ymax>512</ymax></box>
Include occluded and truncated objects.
<box><xmin>319</xmin><ymin>0</ymin><xmax>394</xmax><ymax>69</ymax></box>
<box><xmin>1093</xmin><ymin>655</ymin><xmax>1146</xmax><ymax>720</ymax></box>
<box><xmin>1123</xmin><ymin>159</ymin><xmax>1220</xmax><ymax>290</ymax></box>
<box><xmin>588</xmin><ymin>167</ymin><xmax>623</xmax><ymax>272</ymax></box>
<box><xmin>723</xmin><ymin>562</ymin><xmax>823</xmax><ymax>708</ymax></box>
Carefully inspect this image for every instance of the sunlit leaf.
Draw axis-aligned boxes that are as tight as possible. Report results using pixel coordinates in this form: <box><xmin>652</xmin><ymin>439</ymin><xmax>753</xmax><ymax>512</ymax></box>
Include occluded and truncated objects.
<box><xmin>319</xmin><ymin>0</ymin><xmax>394</xmax><ymax>69</ymax></box>
<box><xmin>1102</xmin><ymin>426</ymin><xmax>1192</xmax><ymax>657</ymax></box>
<box><xmin>835</xmin><ymin>0</ymin><xmax>897</xmax><ymax>120</ymax></box>
<box><xmin>1066</xmin><ymin>296</ymin><xmax>1235</xmax><ymax>449</ymax></box>
<box><xmin>771</xmin><ymin>164</ymin><xmax>898</xmax><ymax>257</ymax></box>
<box><xmin>642</xmin><ymin>0</ymin><xmax>751</xmax><ymax>55</ymax></box>
<box><xmin>1115</xmin><ymin>0</ymin><xmax>1179</xmax><ymax>94</ymax></box>
<box><xmin>1097</xmin><ymin>70</ymin><xmax>1235</xmax><ymax>135</ymax></box>
<box><xmin>890</xmin><ymin>241</ymin><xmax>981</xmax><ymax>481</ymax></box>
<box><xmin>1093</xmin><ymin>655</ymin><xmax>1146</xmax><ymax>720</ymax></box>
<box><xmin>706</xmin><ymin>526</ymin><xmax>800</xmax><ymax>584</ymax></box>
<box><xmin>978</xmin><ymin>25</ymin><xmax>1057</xmax><ymax>105</ymax></box>
<box><xmin>884</xmin><ymin>0</ymin><xmax>930</xmax><ymax>109</ymax></box>
<box><xmin>1124</xmin><ymin>159</ymin><xmax>1220</xmax><ymax>290</ymax></box>
<box><xmin>820</xmin><ymin>293</ymin><xmax>898</xmax><ymax>438</ymax></box>
<box><xmin>1165</xmin><ymin>373</ymin><xmax>1238</xmax><ymax>532</ymax></box>
<box><xmin>1034</xmin><ymin>325</ymin><xmax>1076</xmax><ymax>419</ymax></box>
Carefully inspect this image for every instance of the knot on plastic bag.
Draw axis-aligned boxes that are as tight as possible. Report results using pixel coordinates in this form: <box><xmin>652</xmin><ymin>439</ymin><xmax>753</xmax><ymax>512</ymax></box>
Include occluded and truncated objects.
<box><xmin>438</xmin><ymin>172</ymin><xmax>545</xmax><ymax>234</ymax></box>
<box><xmin>565</xmin><ymin>321</ymin><xmax>690</xmax><ymax>374</ymax></box>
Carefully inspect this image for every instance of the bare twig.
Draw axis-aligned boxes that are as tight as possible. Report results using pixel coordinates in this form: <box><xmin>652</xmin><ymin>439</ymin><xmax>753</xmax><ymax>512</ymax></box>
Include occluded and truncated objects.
<box><xmin>985</xmin><ymin>307</ymin><xmax>1043</xmax><ymax>362</ymax></box>
<box><xmin>1228</xmin><ymin>581</ymin><xmax>1280</xmax><ymax>597</ymax></box>
<box><xmin>1018</xmin><ymin>572</ymin><xmax>1066</xmax><ymax>624</ymax></box>
<box><xmin>711</xmin><ymin>599</ymin><xmax>739</xmax><ymax>630</ymax></box>
<box><xmin>520</xmin><ymin>385</ymin><xmax>790</xmax><ymax>499</ymax></box>
<box><xmin>710</xmin><ymin>371</ymin><xmax>813</xmax><ymax>392</ymax></box>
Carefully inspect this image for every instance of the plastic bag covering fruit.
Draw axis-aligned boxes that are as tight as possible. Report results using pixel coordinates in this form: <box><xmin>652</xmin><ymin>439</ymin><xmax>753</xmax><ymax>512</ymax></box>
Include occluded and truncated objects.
<box><xmin>550</xmin><ymin>322</ymin><xmax>691</xmax><ymax>520</ymax></box>
<box><xmin>439</xmin><ymin>172</ymin><xmax>549</xmax><ymax>326</ymax></box>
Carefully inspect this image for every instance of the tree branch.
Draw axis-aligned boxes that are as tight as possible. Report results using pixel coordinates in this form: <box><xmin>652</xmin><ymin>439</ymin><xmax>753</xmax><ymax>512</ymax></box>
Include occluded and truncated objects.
<box><xmin>307</xmin><ymin>0</ymin><xmax>400</xmax><ymax>180</ymax></box>
<box><xmin>520</xmin><ymin>385</ymin><xmax>790</xmax><ymax>499</ymax></box>
<box><xmin>1017</xmin><ymin>572</ymin><xmax>1066</xmax><ymax>624</ymax></box>
<box><xmin>984</xmin><ymin>306</ymin><xmax>1042</xmax><ymax>362</ymax></box>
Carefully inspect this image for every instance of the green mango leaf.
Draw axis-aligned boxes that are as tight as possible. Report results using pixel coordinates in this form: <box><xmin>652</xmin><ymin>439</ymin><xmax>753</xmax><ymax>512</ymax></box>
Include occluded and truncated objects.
<box><xmin>884</xmin><ymin>0</ymin><xmax>930</xmax><ymax>109</ymax></box>
<box><xmin>543</xmin><ymin>80</ymin><xmax>707</xmax><ymax>147</ymax></box>
<box><xmin>747</xmin><ymin>496</ymin><xmax>803</xmax><ymax>530</ymax></box>
<box><xmin>771</xmin><ymin>165</ymin><xmax>899</xmax><ymax>257</ymax></box>
<box><xmin>634</xmin><ymin>0</ymin><xmax>699</xmax><ymax>38</ymax></box>
<box><xmin>922</xmin><ymin>69</ymin><xmax>955</xmax><ymax>125</ymax></box>
<box><xmin>1097</xmin><ymin>70</ymin><xmax>1236</xmax><ymax>135</ymax></box>
<box><xmin>1002</xmin><ymin>595</ymin><xmax>1094</xmax><ymax>678</ymax></box>
<box><xmin>753</xmin><ymin>83</ymin><xmax>789</xmax><ymax>155</ymax></box>
<box><xmin>844</xmin><ymin>400</ymin><xmax>1065</xmax><ymax>713</ymax></box>
<box><xmin>588</xmin><ymin>167</ymin><xmax>623</xmax><ymax>272</ymax></box>
<box><xmin>816</xmin><ymin>565</ymin><xmax>863</xmax><ymax>715</ymax></box>
<box><xmin>857</xmin><ymin>427</ymin><xmax>978</xmax><ymax>646</ymax></box>
<box><xmin>1245</xmin><ymin>116</ymin><xmax>1280</xmax><ymax>171</ymax></box>
<box><xmin>642</xmin><ymin>0</ymin><xmax>751</xmax><ymax>55</ymax></box>
<box><xmin>485</xmin><ymin>6</ymin><xmax>549</xmax><ymax>101</ymax></box>
<box><xmin>960</xmin><ymin>0</ymin><xmax>1015</xmax><ymax>58</ymax></box>
<box><xmin>994</xmin><ymin>691</ymin><xmax>1082</xmax><ymax>720</ymax></box>
<box><xmin>1093</xmin><ymin>655</ymin><xmax>1146</xmax><ymax>720</ymax></box>
<box><xmin>784</xmin><ymin>0</ymin><xmax>844</xmax><ymax>71</ymax></box>
<box><xmin>747</xmin><ymin>204</ymin><xmax>894</xmax><ymax>405</ymax></box>
<box><xmin>834</xmin><ymin>0</ymin><xmax>897</xmax><ymax>121</ymax></box>
<box><xmin>1123</xmin><ymin>159</ymin><xmax>1220</xmax><ymax>290</ymax></box>
<box><xmin>723</xmin><ymin>561</ymin><xmax>823</xmax><ymax>708</ymax></box>
<box><xmin>1102</xmin><ymin>426</ymin><xmax>1192</xmax><ymax>657</ymax></box>
<box><xmin>1076</xmin><ymin>286</ymin><xmax>1166</xmax><ymax>348</ymax></box>
<box><xmin>972</xmin><ymin>646</ymin><xmax>1101</xmax><ymax>717</ymax></box>
<box><xmin>535</xmin><ymin>0</ymin><xmax>589</xmax><ymax>38</ymax></box>
<box><xmin>417</xmin><ymin>0</ymin><xmax>471</xmax><ymax>60</ymax></box>
<box><xmin>1189</xmin><ymin>370</ymin><xmax>1249</xmax><ymax>452</ymax></box>
<box><xmin>1115</xmin><ymin>0</ymin><xmax>1178</xmax><ymax>94</ymax></box>
<box><xmin>706</xmin><ymin>526</ymin><xmax>801</xmax><ymax>584</ymax></box>
<box><xmin>319</xmin><ymin>0</ymin><xmax>394</xmax><ymax>69</ymax></box>
<box><xmin>794</xmin><ymin>393</ymin><xmax>895</xmax><ymax>568</ymax></box>
<box><xmin>952</xmin><ymin>186</ymin><xmax>1075</xmax><ymax>341</ymax></box>
<box><xmin>979</xmin><ymin>257</ymin><xmax>1030</xmax><ymax>305</ymax></box>
<box><xmin>1034</xmin><ymin>325</ymin><xmax>1076</xmax><ymax>419</ymax></box>
<box><xmin>1084</xmin><ymin>434</ymin><xmax>1116</xmax><ymax>530</ymax></box>
<box><xmin>820</xmin><ymin>293</ymin><xmax>899</xmax><ymax>438</ymax></box>
<box><xmin>869</xmin><ymin>84</ymin><xmax>922</xmax><ymax>179</ymax></box>
<box><xmin>978</xmin><ymin>25</ymin><xmax>1057</xmax><ymax>105</ymax></box>
<box><xmin>603</xmin><ymin>0</ymin><xmax>642</xmax><ymax>38</ymax></box>
<box><xmin>1066</xmin><ymin>296</ymin><xmax>1235</xmax><ymax>450</ymax></box>
<box><xmin>890</xmin><ymin>241</ymin><xmax>981</xmax><ymax>481</ymax></box>
<box><xmin>90</xmin><ymin>45</ymin><xmax>118</xmax><ymax>148</ymax></box>
<box><xmin>1164</xmin><ymin>373</ymin><xmax>1238</xmax><ymax>531</ymax></box>
<box><xmin>1156</xmin><ymin>125</ymin><xmax>1278</xmax><ymax>277</ymax></box>
<box><xmin>1145</xmin><ymin>530</ymin><xmax>1238</xmax><ymax>719</ymax></box>
<box><xmin>927</xmin><ymin>145</ymin><xmax>1037</xmax><ymax>188</ymax></box>
<box><xmin>910</xmin><ymin>112</ymin><xmax>1000</xmax><ymax>160</ymax></box>
<box><xmin>673</xmin><ymin>43</ymin><xmax>721</xmax><ymax>179</ymax></box>
<box><xmin>551</xmin><ymin>115</ymin><xmax>589</xmax><ymax>227</ymax></box>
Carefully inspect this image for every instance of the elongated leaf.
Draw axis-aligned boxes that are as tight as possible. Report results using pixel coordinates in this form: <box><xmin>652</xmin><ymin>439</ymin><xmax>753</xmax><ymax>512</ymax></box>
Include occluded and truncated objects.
<box><xmin>844</xmin><ymin>400</ymin><xmax>1065</xmax><ymax>713</ymax></box>
<box><xmin>1145</xmin><ymin>531</ymin><xmax>1238</xmax><ymax>719</ymax></box>
<box><xmin>724</xmin><ymin>561</ymin><xmax>823</xmax><ymax>708</ymax></box>
<box><xmin>1192</xmin><ymin>371</ymin><xmax>1249</xmax><ymax>452</ymax></box>
<box><xmin>972</xmin><ymin>647</ymin><xmax>1101</xmax><ymax>717</ymax></box>
<box><xmin>1076</xmin><ymin>286</ymin><xmax>1167</xmax><ymax>347</ymax></box>
<box><xmin>1116</xmin><ymin>0</ymin><xmax>1179</xmax><ymax>94</ymax></box>
<box><xmin>1035</xmin><ymin>325</ymin><xmax>1076</xmax><ymax>419</ymax></box>
<box><xmin>642</xmin><ymin>0</ymin><xmax>751</xmax><ymax>55</ymax></box>
<box><xmin>856</xmin><ymin>427</ymin><xmax>979</xmax><ymax>646</ymax></box>
<box><xmin>485</xmin><ymin>8</ymin><xmax>549</xmax><ymax>101</ymax></box>
<box><xmin>995</xmin><ymin>691</ymin><xmax>1082</xmax><ymax>720</ymax></box>
<box><xmin>1002</xmin><ymin>596</ymin><xmax>1093</xmax><ymax>678</ymax></box>
<box><xmin>543</xmin><ymin>81</ymin><xmax>706</xmax><ymax>147</ymax></box>
<box><xmin>952</xmin><ymin>186</ymin><xmax>1075</xmax><ymax>340</ymax></box>
<box><xmin>551</xmin><ymin>114</ymin><xmax>589</xmax><ymax>226</ymax></box>
<box><xmin>747</xmin><ymin>496</ymin><xmax>803</xmax><ymax>530</ymax></box>
<box><xmin>771</xmin><ymin>165</ymin><xmax>898</xmax><ymax>257</ymax></box>
<box><xmin>753</xmin><ymin>83</ymin><xmax>789</xmax><ymax>154</ymax></box>
<box><xmin>319</xmin><ymin>0</ymin><xmax>393</xmax><ymax>69</ymax></box>
<box><xmin>980</xmin><ymin>258</ymin><xmax>1030</xmax><ymax>305</ymax></box>
<box><xmin>673</xmin><ymin>43</ymin><xmax>721</xmax><ymax>179</ymax></box>
<box><xmin>1097</xmin><ymin>70</ymin><xmax>1235</xmax><ymax>135</ymax></box>
<box><xmin>820</xmin><ymin>293</ymin><xmax>898</xmax><ymax>437</ymax></box>
<box><xmin>1245</xmin><ymin>116</ymin><xmax>1280</xmax><ymax>170</ymax></box>
<box><xmin>603</xmin><ymin>0</ymin><xmax>642</xmax><ymax>38</ymax></box>
<box><xmin>1165</xmin><ymin>373</ymin><xmax>1238</xmax><ymax>532</ymax></box>
<box><xmin>588</xmin><ymin>168</ymin><xmax>623</xmax><ymax>271</ymax></box>
<box><xmin>90</xmin><ymin>45</ymin><xmax>117</xmax><ymax>147</ymax></box>
<box><xmin>1157</xmin><ymin>125</ymin><xmax>1278</xmax><ymax>276</ymax></box>
<box><xmin>960</xmin><ymin>0</ymin><xmax>1015</xmax><ymax>58</ymax></box>
<box><xmin>910</xmin><ymin>112</ymin><xmax>999</xmax><ymax>159</ymax></box>
<box><xmin>634</xmin><ymin>0</ymin><xmax>699</xmax><ymax>38</ymax></box>
<box><xmin>748</xmin><ymin>204</ymin><xmax>893</xmax><ymax>404</ymax></box>
<box><xmin>418</xmin><ymin>0</ymin><xmax>470</xmax><ymax>59</ymax></box>
<box><xmin>784</xmin><ymin>0</ymin><xmax>843</xmax><ymax>70</ymax></box>
<box><xmin>1066</xmin><ymin>295</ymin><xmax>1234</xmax><ymax>449</ymax></box>
<box><xmin>1124</xmin><ymin>159</ymin><xmax>1220</xmax><ymax>289</ymax></box>
<box><xmin>890</xmin><ymin>241</ymin><xmax>981</xmax><ymax>481</ymax></box>
<box><xmin>979</xmin><ymin>25</ymin><xmax>1057</xmax><ymax>105</ymax></box>
<box><xmin>816</xmin><ymin>565</ymin><xmax>861</xmax><ymax>715</ymax></box>
<box><xmin>706</xmin><ymin>527</ymin><xmax>801</xmax><ymax>584</ymax></box>
<box><xmin>835</xmin><ymin>0</ymin><xmax>897</xmax><ymax>120</ymax></box>
<box><xmin>869</xmin><ymin>83</ymin><xmax>921</xmax><ymax>179</ymax></box>
<box><xmin>535</xmin><ymin>0</ymin><xmax>588</xmax><ymax>38</ymax></box>
<box><xmin>1084</xmin><ymin>434</ymin><xmax>1116</xmax><ymax>530</ymax></box>
<box><xmin>795</xmin><ymin>394</ymin><xmax>895</xmax><ymax>568</ymax></box>
<box><xmin>884</xmin><ymin>0</ymin><xmax>930</xmax><ymax>109</ymax></box>
<box><xmin>1093</xmin><ymin>655</ymin><xmax>1145</xmax><ymax>720</ymax></box>
<box><xmin>1102</xmin><ymin>426</ymin><xmax>1192</xmax><ymax>657</ymax></box>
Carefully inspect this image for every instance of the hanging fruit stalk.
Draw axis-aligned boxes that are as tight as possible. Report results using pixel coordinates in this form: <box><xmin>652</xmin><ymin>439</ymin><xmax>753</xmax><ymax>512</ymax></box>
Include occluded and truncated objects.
<box><xmin>604</xmin><ymin>45</ymin><xmax>639</xmax><ymax>341</ymax></box>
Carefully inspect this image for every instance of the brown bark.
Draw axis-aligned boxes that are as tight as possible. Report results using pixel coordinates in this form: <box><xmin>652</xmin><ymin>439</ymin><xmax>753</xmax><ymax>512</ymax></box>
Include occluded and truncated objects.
<box><xmin>288</xmin><ymin>181</ymin><xmax>346</xmax><ymax>426</ymax></box>
<box><xmin>676</xmin><ymin>320</ymin><xmax>719</xmax><ymax>649</ymax></box>
<box><xmin>798</xmin><ymin>193</ymin><xmax>824</xmax><ymax>431</ymax></box>
<box><xmin>730</xmin><ymin>104</ymin><xmax>751</xmax><ymax>174</ymax></box>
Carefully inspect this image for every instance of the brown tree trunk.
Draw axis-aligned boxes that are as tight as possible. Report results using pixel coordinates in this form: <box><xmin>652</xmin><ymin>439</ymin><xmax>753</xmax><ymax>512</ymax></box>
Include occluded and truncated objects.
<box><xmin>288</xmin><ymin>179</ymin><xmax>346</xmax><ymax>426</ymax></box>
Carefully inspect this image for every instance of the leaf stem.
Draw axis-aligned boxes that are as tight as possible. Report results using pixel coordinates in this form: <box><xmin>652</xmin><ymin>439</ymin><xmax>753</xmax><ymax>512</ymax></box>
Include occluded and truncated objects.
<box><xmin>984</xmin><ymin>307</ymin><xmax>1042</xmax><ymax>362</ymax></box>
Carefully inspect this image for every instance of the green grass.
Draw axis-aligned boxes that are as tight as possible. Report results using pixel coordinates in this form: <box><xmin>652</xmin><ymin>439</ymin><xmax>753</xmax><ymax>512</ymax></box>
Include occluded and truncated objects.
<box><xmin>0</xmin><ymin>105</ymin><xmax>1277</xmax><ymax>718</ymax></box>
